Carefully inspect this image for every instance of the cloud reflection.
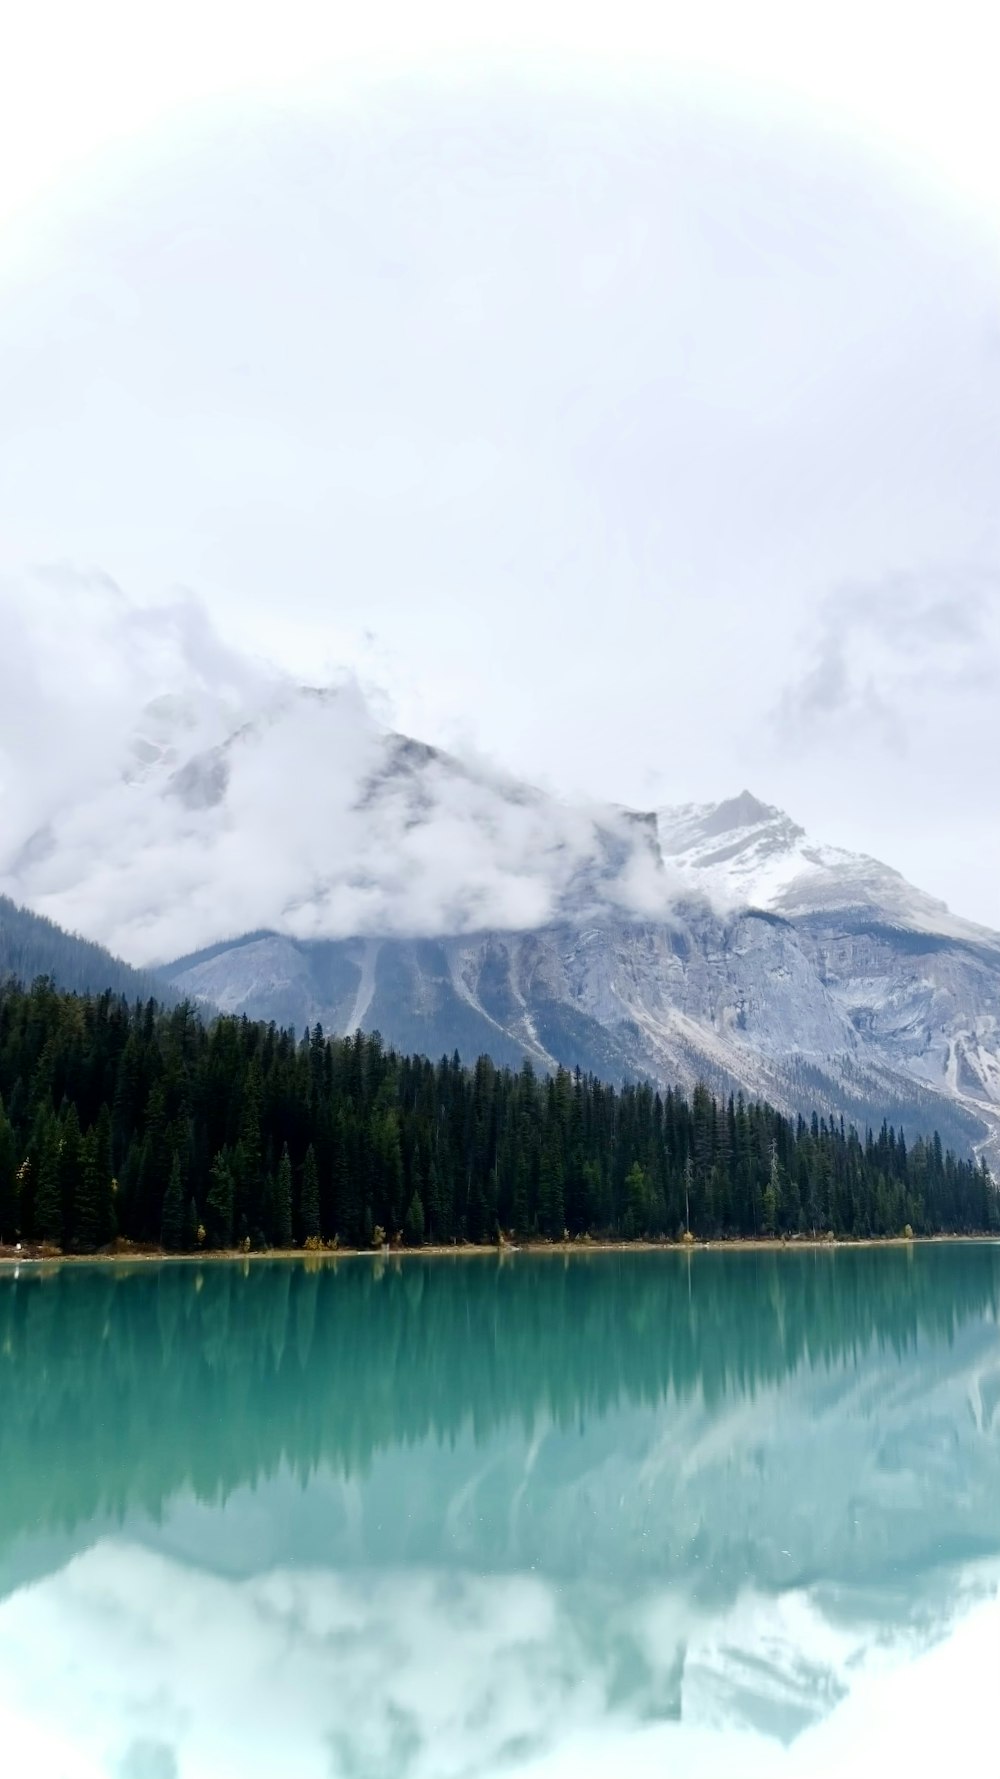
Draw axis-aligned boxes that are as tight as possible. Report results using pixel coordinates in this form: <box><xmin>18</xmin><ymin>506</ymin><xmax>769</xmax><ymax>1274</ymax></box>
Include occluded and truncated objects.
<box><xmin>0</xmin><ymin>1541</ymin><xmax>997</xmax><ymax>1778</ymax></box>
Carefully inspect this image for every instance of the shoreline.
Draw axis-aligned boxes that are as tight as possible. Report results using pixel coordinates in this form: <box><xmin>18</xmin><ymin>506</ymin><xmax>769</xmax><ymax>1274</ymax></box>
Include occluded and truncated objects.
<box><xmin>1</xmin><ymin>1232</ymin><xmax>997</xmax><ymax>1268</ymax></box>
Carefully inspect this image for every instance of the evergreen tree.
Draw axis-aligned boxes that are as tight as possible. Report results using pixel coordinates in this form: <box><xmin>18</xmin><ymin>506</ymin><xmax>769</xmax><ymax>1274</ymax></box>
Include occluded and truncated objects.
<box><xmin>300</xmin><ymin>1145</ymin><xmax>321</xmax><ymax>1242</ymax></box>
<box><xmin>273</xmin><ymin>1144</ymin><xmax>294</xmax><ymax>1249</ymax></box>
<box><xmin>403</xmin><ymin>1188</ymin><xmax>425</xmax><ymax>1246</ymax></box>
<box><xmin>538</xmin><ymin>1134</ymin><xmax>564</xmax><ymax>1237</ymax></box>
<box><xmin>0</xmin><ymin>1098</ymin><xmax>17</xmax><ymax>1243</ymax></box>
<box><xmin>205</xmin><ymin>1151</ymin><xmax>235</xmax><ymax>1248</ymax></box>
<box><xmin>57</xmin><ymin>1102</ymin><xmax>82</xmax><ymax>1250</ymax></box>
<box><xmin>761</xmin><ymin>1143</ymin><xmax>782</xmax><ymax>1236</ymax></box>
<box><xmin>237</xmin><ymin>1059</ymin><xmax>264</xmax><ymax>1239</ymax></box>
<box><xmin>33</xmin><ymin>1116</ymin><xmax>63</xmax><ymax>1246</ymax></box>
<box><xmin>161</xmin><ymin>1151</ymin><xmax>186</xmax><ymax>1252</ymax></box>
<box><xmin>75</xmin><ymin>1122</ymin><xmax>116</xmax><ymax>1252</ymax></box>
<box><xmin>623</xmin><ymin>1161</ymin><xmax>649</xmax><ymax>1237</ymax></box>
<box><xmin>0</xmin><ymin>978</ymin><xmax>994</xmax><ymax>1250</ymax></box>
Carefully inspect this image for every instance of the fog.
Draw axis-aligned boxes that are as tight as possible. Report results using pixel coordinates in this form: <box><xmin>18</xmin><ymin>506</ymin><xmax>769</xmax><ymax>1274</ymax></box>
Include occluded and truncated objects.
<box><xmin>0</xmin><ymin>572</ymin><xmax>675</xmax><ymax>963</ymax></box>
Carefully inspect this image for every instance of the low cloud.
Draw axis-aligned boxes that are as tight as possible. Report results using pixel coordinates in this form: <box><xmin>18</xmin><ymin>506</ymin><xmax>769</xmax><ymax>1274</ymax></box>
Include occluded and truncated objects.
<box><xmin>0</xmin><ymin>570</ymin><xmax>679</xmax><ymax>964</ymax></box>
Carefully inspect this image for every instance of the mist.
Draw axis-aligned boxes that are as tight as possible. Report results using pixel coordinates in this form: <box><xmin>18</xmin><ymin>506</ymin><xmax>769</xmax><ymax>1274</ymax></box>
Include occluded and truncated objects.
<box><xmin>0</xmin><ymin>572</ymin><xmax>675</xmax><ymax>964</ymax></box>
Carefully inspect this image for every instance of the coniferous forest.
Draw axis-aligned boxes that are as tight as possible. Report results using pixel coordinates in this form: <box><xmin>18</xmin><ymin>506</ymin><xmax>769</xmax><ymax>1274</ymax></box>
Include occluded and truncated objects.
<box><xmin>0</xmin><ymin>978</ymin><xmax>996</xmax><ymax>1253</ymax></box>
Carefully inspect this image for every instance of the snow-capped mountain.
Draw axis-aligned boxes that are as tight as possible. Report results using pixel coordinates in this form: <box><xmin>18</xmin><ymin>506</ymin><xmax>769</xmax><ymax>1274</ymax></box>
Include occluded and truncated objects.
<box><xmin>4</xmin><ymin>684</ymin><xmax>1000</xmax><ymax>1162</ymax></box>
<box><xmin>657</xmin><ymin>790</ymin><xmax>992</xmax><ymax>942</ymax></box>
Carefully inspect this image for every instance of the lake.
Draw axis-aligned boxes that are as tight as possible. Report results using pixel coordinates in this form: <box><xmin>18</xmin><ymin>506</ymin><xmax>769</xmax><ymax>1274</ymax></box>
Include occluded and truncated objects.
<box><xmin>1</xmin><ymin>1246</ymin><xmax>998</xmax><ymax>1777</ymax></box>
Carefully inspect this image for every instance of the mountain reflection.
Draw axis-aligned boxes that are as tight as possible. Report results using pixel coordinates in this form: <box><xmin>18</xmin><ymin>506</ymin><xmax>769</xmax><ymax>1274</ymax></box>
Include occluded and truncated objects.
<box><xmin>3</xmin><ymin>1249</ymin><xmax>1000</xmax><ymax>1774</ymax></box>
<box><xmin>2</xmin><ymin>1248</ymin><xmax>999</xmax><ymax>1577</ymax></box>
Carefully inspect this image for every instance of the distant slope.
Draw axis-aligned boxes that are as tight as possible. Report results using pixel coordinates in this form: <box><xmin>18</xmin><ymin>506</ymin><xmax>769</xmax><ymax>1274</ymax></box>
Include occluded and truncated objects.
<box><xmin>0</xmin><ymin>895</ymin><xmax>175</xmax><ymax>1003</ymax></box>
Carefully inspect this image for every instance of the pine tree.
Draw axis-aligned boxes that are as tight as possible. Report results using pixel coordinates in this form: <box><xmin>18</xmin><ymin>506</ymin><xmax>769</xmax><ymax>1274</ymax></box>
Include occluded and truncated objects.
<box><xmin>75</xmin><ymin>1123</ymin><xmax>116</xmax><ymax>1252</ymax></box>
<box><xmin>136</xmin><ymin>1081</ymin><xmax>171</xmax><ymax>1240</ymax></box>
<box><xmin>0</xmin><ymin>978</ymin><xmax>993</xmax><ymax>1252</ymax></box>
<box><xmin>331</xmin><ymin>1114</ymin><xmax>353</xmax><ymax>1241</ymax></box>
<box><xmin>403</xmin><ymin>1188</ymin><xmax>425</xmax><ymax>1246</ymax></box>
<box><xmin>161</xmin><ymin>1152</ymin><xmax>185</xmax><ymax>1252</ymax></box>
<box><xmin>237</xmin><ymin>1059</ymin><xmax>264</xmax><ymax>1238</ymax></box>
<box><xmin>34</xmin><ymin>1117</ymin><xmax>64</xmax><ymax>1247</ymax></box>
<box><xmin>761</xmin><ymin>1142</ymin><xmax>782</xmax><ymax>1236</ymax></box>
<box><xmin>205</xmin><ymin>1150</ymin><xmax>235</xmax><ymax>1248</ymax></box>
<box><xmin>538</xmin><ymin>1134</ymin><xmax>564</xmax><ymax>1238</ymax></box>
<box><xmin>300</xmin><ymin>1145</ymin><xmax>321</xmax><ymax>1243</ymax></box>
<box><xmin>57</xmin><ymin>1102</ymin><xmax>82</xmax><ymax>1251</ymax></box>
<box><xmin>624</xmin><ymin>1161</ymin><xmax>649</xmax><ymax>1237</ymax></box>
<box><xmin>273</xmin><ymin>1144</ymin><xmax>294</xmax><ymax>1249</ymax></box>
<box><xmin>0</xmin><ymin>1099</ymin><xmax>18</xmax><ymax>1244</ymax></box>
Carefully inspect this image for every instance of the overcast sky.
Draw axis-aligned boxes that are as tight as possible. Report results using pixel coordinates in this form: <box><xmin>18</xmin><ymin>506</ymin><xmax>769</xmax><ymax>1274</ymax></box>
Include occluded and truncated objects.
<box><xmin>3</xmin><ymin>1</ymin><xmax>1000</xmax><ymax>924</ymax></box>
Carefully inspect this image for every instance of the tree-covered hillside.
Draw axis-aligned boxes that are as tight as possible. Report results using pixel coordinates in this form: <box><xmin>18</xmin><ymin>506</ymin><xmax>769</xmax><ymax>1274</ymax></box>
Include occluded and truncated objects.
<box><xmin>0</xmin><ymin>894</ymin><xmax>172</xmax><ymax>1003</ymax></box>
<box><xmin>0</xmin><ymin>980</ymin><xmax>995</xmax><ymax>1251</ymax></box>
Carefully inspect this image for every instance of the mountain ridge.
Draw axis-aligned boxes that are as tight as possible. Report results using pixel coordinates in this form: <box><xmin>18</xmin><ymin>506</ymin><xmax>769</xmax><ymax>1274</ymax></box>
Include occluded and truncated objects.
<box><xmin>3</xmin><ymin>685</ymin><xmax>1000</xmax><ymax>1161</ymax></box>
<box><xmin>0</xmin><ymin>894</ymin><xmax>176</xmax><ymax>1005</ymax></box>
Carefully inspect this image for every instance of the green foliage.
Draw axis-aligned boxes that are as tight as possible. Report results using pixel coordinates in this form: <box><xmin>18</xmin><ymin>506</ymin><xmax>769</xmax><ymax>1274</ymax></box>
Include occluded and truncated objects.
<box><xmin>57</xmin><ymin>1103</ymin><xmax>82</xmax><ymax>1250</ymax></box>
<box><xmin>403</xmin><ymin>1189</ymin><xmax>425</xmax><ymax>1247</ymax></box>
<box><xmin>0</xmin><ymin>1098</ymin><xmax>17</xmax><ymax>1243</ymax></box>
<box><xmin>0</xmin><ymin>979</ymin><xmax>995</xmax><ymax>1253</ymax></box>
<box><xmin>623</xmin><ymin>1161</ymin><xmax>649</xmax><ymax>1237</ymax></box>
<box><xmin>299</xmin><ymin>1145</ymin><xmax>321</xmax><ymax>1243</ymax></box>
<box><xmin>74</xmin><ymin>1109</ymin><xmax>116</xmax><ymax>1252</ymax></box>
<box><xmin>33</xmin><ymin>1114</ymin><xmax>63</xmax><ymax>1247</ymax></box>
<box><xmin>273</xmin><ymin>1145</ymin><xmax>294</xmax><ymax>1249</ymax></box>
<box><xmin>161</xmin><ymin>1152</ymin><xmax>186</xmax><ymax>1252</ymax></box>
<box><xmin>205</xmin><ymin>1151</ymin><xmax>235</xmax><ymax>1248</ymax></box>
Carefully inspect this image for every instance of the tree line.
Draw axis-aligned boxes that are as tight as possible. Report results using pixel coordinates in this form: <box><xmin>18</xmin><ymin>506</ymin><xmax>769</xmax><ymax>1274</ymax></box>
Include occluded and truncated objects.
<box><xmin>0</xmin><ymin>977</ymin><xmax>996</xmax><ymax>1252</ymax></box>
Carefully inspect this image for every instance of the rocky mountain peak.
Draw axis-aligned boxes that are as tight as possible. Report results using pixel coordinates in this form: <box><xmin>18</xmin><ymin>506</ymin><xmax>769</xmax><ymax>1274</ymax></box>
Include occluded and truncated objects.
<box><xmin>697</xmin><ymin>790</ymin><xmax>785</xmax><ymax>838</ymax></box>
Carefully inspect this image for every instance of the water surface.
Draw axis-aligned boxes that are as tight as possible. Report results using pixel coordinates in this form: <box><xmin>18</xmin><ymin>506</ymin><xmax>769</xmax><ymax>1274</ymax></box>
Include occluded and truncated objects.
<box><xmin>1</xmin><ymin>1247</ymin><xmax>998</xmax><ymax>1776</ymax></box>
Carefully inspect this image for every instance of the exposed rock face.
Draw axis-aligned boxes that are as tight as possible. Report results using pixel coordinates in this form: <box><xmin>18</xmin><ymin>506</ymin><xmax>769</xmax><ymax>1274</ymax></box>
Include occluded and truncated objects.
<box><xmin>153</xmin><ymin>753</ymin><xmax>1000</xmax><ymax>1167</ymax></box>
<box><xmin>165</xmin><ymin>897</ymin><xmax>1000</xmax><ymax>1165</ymax></box>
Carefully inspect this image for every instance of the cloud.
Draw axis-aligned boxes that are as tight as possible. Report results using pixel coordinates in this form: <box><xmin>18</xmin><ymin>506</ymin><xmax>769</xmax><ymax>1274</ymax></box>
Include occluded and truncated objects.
<box><xmin>0</xmin><ymin>570</ymin><xmax>680</xmax><ymax>963</ymax></box>
<box><xmin>773</xmin><ymin>566</ymin><xmax>1000</xmax><ymax>752</ymax></box>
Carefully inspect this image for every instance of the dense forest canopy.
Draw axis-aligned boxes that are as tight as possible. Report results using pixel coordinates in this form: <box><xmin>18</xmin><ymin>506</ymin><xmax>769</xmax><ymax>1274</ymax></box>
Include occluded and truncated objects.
<box><xmin>0</xmin><ymin>978</ymin><xmax>996</xmax><ymax>1252</ymax></box>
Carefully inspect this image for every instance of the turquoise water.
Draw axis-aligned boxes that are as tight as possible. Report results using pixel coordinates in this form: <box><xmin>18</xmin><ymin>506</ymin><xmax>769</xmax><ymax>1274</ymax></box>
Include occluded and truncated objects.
<box><xmin>1</xmin><ymin>1247</ymin><xmax>999</xmax><ymax>1777</ymax></box>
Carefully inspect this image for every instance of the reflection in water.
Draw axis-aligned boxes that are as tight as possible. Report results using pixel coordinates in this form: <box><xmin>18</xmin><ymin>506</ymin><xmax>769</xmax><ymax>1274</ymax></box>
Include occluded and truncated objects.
<box><xmin>1</xmin><ymin>1249</ymin><xmax>999</xmax><ymax>1776</ymax></box>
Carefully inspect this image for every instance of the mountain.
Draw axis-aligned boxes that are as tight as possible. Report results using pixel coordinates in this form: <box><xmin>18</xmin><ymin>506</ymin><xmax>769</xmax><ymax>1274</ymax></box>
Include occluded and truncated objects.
<box><xmin>656</xmin><ymin>790</ymin><xmax>992</xmax><ymax>940</ymax></box>
<box><xmin>162</xmin><ymin>911</ymin><xmax>996</xmax><ymax>1164</ymax></box>
<box><xmin>4</xmin><ymin>684</ymin><xmax>1000</xmax><ymax>1161</ymax></box>
<box><xmin>0</xmin><ymin>894</ymin><xmax>174</xmax><ymax>1004</ymax></box>
<box><xmin>1</xmin><ymin>684</ymin><xmax>667</xmax><ymax>966</ymax></box>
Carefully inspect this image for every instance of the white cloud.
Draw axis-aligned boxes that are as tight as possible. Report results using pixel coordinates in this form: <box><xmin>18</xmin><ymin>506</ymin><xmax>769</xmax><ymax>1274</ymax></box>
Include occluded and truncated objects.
<box><xmin>0</xmin><ymin>572</ymin><xmax>681</xmax><ymax>963</ymax></box>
